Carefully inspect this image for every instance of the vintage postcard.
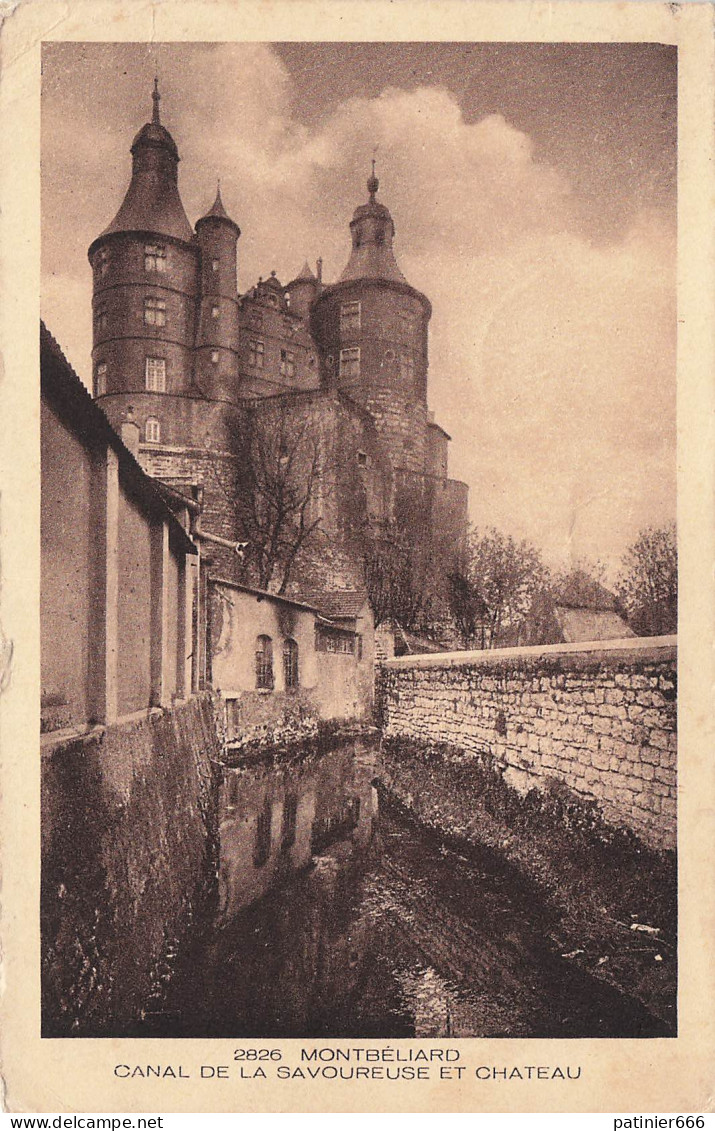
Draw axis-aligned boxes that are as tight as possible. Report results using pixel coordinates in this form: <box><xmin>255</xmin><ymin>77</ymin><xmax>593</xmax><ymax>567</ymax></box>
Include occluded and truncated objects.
<box><xmin>0</xmin><ymin>0</ymin><xmax>713</xmax><ymax>1115</ymax></box>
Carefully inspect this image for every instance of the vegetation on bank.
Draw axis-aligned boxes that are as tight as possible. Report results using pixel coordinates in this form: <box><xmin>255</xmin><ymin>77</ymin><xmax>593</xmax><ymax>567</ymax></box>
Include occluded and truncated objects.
<box><xmin>379</xmin><ymin>734</ymin><xmax>677</xmax><ymax>1031</ymax></box>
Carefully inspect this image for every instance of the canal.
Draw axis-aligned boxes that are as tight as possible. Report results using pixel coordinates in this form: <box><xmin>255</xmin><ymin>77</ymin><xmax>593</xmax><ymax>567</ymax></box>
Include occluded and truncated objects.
<box><xmin>156</xmin><ymin>736</ymin><xmax>667</xmax><ymax>1039</ymax></box>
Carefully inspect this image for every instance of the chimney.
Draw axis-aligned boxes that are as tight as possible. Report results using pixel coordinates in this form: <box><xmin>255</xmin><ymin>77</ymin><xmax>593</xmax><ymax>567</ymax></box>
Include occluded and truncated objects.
<box><xmin>121</xmin><ymin>406</ymin><xmax>140</xmax><ymax>458</ymax></box>
<box><xmin>316</xmin><ymin>257</ymin><xmax>323</xmax><ymax>287</ymax></box>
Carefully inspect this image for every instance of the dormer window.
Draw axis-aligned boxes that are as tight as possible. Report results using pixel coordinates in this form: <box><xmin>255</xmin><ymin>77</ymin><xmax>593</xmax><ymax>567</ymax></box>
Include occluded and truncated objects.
<box><xmin>95</xmin><ymin>362</ymin><xmax>107</xmax><ymax>397</ymax></box>
<box><xmin>144</xmin><ymin>244</ymin><xmax>166</xmax><ymax>272</ymax></box>
<box><xmin>145</xmin><ymin>357</ymin><xmax>166</xmax><ymax>392</ymax></box>
<box><xmin>145</xmin><ymin>417</ymin><xmax>161</xmax><ymax>443</ymax></box>
<box><xmin>339</xmin><ymin>347</ymin><xmax>360</xmax><ymax>381</ymax></box>
<box><xmin>340</xmin><ymin>301</ymin><xmax>361</xmax><ymax>333</ymax></box>
<box><xmin>144</xmin><ymin>296</ymin><xmax>166</xmax><ymax>326</ymax></box>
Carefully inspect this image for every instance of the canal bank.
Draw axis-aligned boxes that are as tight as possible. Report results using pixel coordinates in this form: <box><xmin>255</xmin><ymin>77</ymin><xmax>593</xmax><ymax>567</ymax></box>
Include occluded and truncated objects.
<box><xmin>144</xmin><ymin>732</ymin><xmax>674</xmax><ymax>1039</ymax></box>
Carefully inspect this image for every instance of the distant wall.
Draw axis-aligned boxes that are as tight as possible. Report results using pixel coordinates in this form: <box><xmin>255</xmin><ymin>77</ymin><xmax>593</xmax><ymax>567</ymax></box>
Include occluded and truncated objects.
<box><xmin>41</xmin><ymin>694</ymin><xmax>220</xmax><ymax>1036</ymax></box>
<box><xmin>378</xmin><ymin>637</ymin><xmax>677</xmax><ymax>850</ymax></box>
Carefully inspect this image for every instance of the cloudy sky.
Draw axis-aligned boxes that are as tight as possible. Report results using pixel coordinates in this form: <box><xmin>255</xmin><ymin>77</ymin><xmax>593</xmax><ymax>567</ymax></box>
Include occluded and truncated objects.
<box><xmin>41</xmin><ymin>41</ymin><xmax>676</xmax><ymax>576</ymax></box>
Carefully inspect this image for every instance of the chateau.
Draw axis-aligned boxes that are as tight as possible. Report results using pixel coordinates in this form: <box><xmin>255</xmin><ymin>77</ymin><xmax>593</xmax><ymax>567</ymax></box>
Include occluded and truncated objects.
<box><xmin>88</xmin><ymin>83</ymin><xmax>468</xmax><ymax>611</ymax></box>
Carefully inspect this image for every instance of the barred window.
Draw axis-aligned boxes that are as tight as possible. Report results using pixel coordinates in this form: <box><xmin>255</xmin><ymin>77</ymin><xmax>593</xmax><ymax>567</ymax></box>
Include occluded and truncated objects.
<box><xmin>339</xmin><ymin>347</ymin><xmax>360</xmax><ymax>381</ymax></box>
<box><xmin>144</xmin><ymin>296</ymin><xmax>166</xmax><ymax>326</ymax></box>
<box><xmin>283</xmin><ymin>638</ymin><xmax>299</xmax><ymax>688</ymax></box>
<box><xmin>95</xmin><ymin>362</ymin><xmax>107</xmax><ymax>397</ymax></box>
<box><xmin>255</xmin><ymin>635</ymin><xmax>274</xmax><ymax>690</ymax></box>
<box><xmin>145</xmin><ymin>417</ymin><xmax>161</xmax><ymax>443</ymax></box>
<box><xmin>280</xmin><ymin>349</ymin><xmax>295</xmax><ymax>379</ymax></box>
<box><xmin>400</xmin><ymin>352</ymin><xmax>414</xmax><ymax>382</ymax></box>
<box><xmin>144</xmin><ymin>244</ymin><xmax>166</xmax><ymax>272</ymax></box>
<box><xmin>145</xmin><ymin>357</ymin><xmax>166</xmax><ymax>392</ymax></box>
<box><xmin>340</xmin><ymin>301</ymin><xmax>361</xmax><ymax>333</ymax></box>
<box><xmin>249</xmin><ymin>339</ymin><xmax>265</xmax><ymax>369</ymax></box>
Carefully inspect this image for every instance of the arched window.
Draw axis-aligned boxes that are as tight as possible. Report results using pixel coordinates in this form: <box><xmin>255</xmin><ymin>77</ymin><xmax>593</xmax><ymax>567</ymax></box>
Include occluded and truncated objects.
<box><xmin>145</xmin><ymin>417</ymin><xmax>160</xmax><ymax>443</ymax></box>
<box><xmin>255</xmin><ymin>635</ymin><xmax>274</xmax><ymax>690</ymax></box>
<box><xmin>283</xmin><ymin>638</ymin><xmax>299</xmax><ymax>689</ymax></box>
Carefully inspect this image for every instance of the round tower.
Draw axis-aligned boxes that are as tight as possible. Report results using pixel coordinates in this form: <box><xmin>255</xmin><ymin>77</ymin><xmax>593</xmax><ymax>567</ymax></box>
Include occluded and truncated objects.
<box><xmin>310</xmin><ymin>167</ymin><xmax>431</xmax><ymax>474</ymax></box>
<box><xmin>87</xmin><ymin>80</ymin><xmax>199</xmax><ymax>447</ymax></box>
<box><xmin>194</xmin><ymin>185</ymin><xmax>241</xmax><ymax>401</ymax></box>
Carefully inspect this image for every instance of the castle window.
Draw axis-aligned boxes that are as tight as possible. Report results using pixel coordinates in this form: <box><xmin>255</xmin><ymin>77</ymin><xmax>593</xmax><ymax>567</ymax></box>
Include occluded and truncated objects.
<box><xmin>211</xmin><ymin>350</ymin><xmax>219</xmax><ymax>364</ymax></box>
<box><xmin>211</xmin><ymin>304</ymin><xmax>220</xmax><ymax>320</ymax></box>
<box><xmin>339</xmin><ymin>347</ymin><xmax>360</xmax><ymax>381</ymax></box>
<box><xmin>255</xmin><ymin>635</ymin><xmax>274</xmax><ymax>690</ymax></box>
<box><xmin>95</xmin><ymin>305</ymin><xmax>108</xmax><ymax>332</ymax></box>
<box><xmin>144</xmin><ymin>297</ymin><xmax>166</xmax><ymax>326</ymax></box>
<box><xmin>145</xmin><ymin>417</ymin><xmax>161</xmax><ymax>443</ymax></box>
<box><xmin>145</xmin><ymin>357</ymin><xmax>166</xmax><ymax>392</ymax></box>
<box><xmin>249</xmin><ymin>310</ymin><xmax>263</xmax><ymax>329</ymax></box>
<box><xmin>357</xmin><ymin>451</ymin><xmax>368</xmax><ymax>468</ymax></box>
<box><xmin>249</xmin><ymin>339</ymin><xmax>264</xmax><ymax>369</ymax></box>
<box><xmin>283</xmin><ymin>638</ymin><xmax>299</xmax><ymax>689</ymax></box>
<box><xmin>340</xmin><ymin>301</ymin><xmax>361</xmax><ymax>333</ymax></box>
<box><xmin>211</xmin><ymin>258</ymin><xmax>220</xmax><ymax>273</ymax></box>
<box><xmin>400</xmin><ymin>352</ymin><xmax>414</xmax><ymax>382</ymax></box>
<box><xmin>96</xmin><ymin>248</ymin><xmax>110</xmax><ymax>277</ymax></box>
<box><xmin>144</xmin><ymin>244</ymin><xmax>166</xmax><ymax>272</ymax></box>
<box><xmin>280</xmin><ymin>349</ymin><xmax>295</xmax><ymax>379</ymax></box>
<box><xmin>95</xmin><ymin>362</ymin><xmax>107</xmax><ymax>397</ymax></box>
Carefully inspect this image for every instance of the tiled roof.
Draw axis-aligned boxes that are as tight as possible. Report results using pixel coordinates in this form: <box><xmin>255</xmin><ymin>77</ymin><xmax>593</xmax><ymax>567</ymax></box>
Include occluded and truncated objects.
<box><xmin>302</xmin><ymin>590</ymin><xmax>369</xmax><ymax>619</ymax></box>
<box><xmin>555</xmin><ymin>607</ymin><xmax>635</xmax><ymax>644</ymax></box>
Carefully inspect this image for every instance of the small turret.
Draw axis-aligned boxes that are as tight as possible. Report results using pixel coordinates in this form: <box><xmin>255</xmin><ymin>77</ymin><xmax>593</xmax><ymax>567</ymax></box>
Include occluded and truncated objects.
<box><xmin>339</xmin><ymin>163</ymin><xmax>406</xmax><ymax>285</ymax></box>
<box><xmin>194</xmin><ymin>184</ymin><xmax>241</xmax><ymax>399</ymax></box>
<box><xmin>285</xmin><ymin>260</ymin><xmax>318</xmax><ymax>319</ymax></box>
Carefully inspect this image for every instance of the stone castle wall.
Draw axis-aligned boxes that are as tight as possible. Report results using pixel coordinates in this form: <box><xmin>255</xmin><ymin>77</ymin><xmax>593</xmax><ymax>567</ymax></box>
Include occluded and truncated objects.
<box><xmin>378</xmin><ymin>636</ymin><xmax>677</xmax><ymax>850</ymax></box>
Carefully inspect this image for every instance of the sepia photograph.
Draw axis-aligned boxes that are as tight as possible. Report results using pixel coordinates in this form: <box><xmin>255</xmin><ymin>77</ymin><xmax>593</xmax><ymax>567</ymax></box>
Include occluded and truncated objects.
<box><xmin>37</xmin><ymin>38</ymin><xmax>680</xmax><ymax>1045</ymax></box>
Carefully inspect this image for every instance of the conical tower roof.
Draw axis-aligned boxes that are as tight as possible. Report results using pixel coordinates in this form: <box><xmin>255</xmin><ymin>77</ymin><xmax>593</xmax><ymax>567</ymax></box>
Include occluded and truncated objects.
<box><xmin>339</xmin><ymin>166</ymin><xmax>407</xmax><ymax>285</ymax></box>
<box><xmin>196</xmin><ymin>184</ymin><xmax>241</xmax><ymax>237</ymax></box>
<box><xmin>97</xmin><ymin>80</ymin><xmax>195</xmax><ymax>246</ymax></box>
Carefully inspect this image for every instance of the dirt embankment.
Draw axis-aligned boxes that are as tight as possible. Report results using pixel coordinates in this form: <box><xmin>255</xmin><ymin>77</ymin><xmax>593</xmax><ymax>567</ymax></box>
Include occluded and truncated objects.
<box><xmin>379</xmin><ymin>736</ymin><xmax>677</xmax><ymax>1032</ymax></box>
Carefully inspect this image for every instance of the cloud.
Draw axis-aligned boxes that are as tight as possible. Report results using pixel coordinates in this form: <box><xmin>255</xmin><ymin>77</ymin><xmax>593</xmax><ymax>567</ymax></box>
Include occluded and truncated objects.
<box><xmin>40</xmin><ymin>43</ymin><xmax>675</xmax><ymax>574</ymax></box>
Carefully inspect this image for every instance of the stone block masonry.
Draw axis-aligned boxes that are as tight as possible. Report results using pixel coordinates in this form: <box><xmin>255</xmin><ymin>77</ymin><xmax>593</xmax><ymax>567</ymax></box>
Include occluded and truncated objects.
<box><xmin>378</xmin><ymin>636</ymin><xmax>677</xmax><ymax>851</ymax></box>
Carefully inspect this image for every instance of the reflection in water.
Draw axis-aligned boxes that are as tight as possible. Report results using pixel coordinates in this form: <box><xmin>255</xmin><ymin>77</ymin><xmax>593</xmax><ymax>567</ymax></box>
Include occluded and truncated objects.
<box><xmin>162</xmin><ymin>738</ymin><xmax>667</xmax><ymax>1038</ymax></box>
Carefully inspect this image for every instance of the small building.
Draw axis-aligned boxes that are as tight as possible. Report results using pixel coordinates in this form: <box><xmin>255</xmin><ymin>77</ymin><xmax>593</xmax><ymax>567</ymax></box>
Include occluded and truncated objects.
<box><xmin>41</xmin><ymin>322</ymin><xmax>198</xmax><ymax>732</ymax></box>
<box><xmin>208</xmin><ymin>580</ymin><xmax>375</xmax><ymax>740</ymax></box>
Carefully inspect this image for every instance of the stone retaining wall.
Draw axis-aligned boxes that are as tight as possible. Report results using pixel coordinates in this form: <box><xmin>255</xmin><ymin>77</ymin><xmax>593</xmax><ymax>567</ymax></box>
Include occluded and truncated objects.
<box><xmin>378</xmin><ymin>636</ymin><xmax>677</xmax><ymax>850</ymax></box>
<box><xmin>41</xmin><ymin>694</ymin><xmax>221</xmax><ymax>1035</ymax></box>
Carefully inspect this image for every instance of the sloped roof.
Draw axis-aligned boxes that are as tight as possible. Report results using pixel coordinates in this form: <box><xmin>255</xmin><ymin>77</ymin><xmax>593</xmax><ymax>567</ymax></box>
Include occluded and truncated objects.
<box><xmin>302</xmin><ymin>590</ymin><xmax>369</xmax><ymax>619</ymax></box>
<box><xmin>555</xmin><ymin>607</ymin><xmax>635</xmax><ymax>644</ymax></box>
<box><xmin>556</xmin><ymin>570</ymin><xmax>620</xmax><ymax>611</ymax></box>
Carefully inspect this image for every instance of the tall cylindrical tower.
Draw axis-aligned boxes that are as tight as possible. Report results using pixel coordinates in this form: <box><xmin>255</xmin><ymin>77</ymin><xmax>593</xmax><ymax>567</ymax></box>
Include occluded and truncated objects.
<box><xmin>87</xmin><ymin>80</ymin><xmax>199</xmax><ymax>448</ymax></box>
<box><xmin>309</xmin><ymin>169</ymin><xmax>431</xmax><ymax>474</ymax></box>
<box><xmin>194</xmin><ymin>186</ymin><xmax>241</xmax><ymax>401</ymax></box>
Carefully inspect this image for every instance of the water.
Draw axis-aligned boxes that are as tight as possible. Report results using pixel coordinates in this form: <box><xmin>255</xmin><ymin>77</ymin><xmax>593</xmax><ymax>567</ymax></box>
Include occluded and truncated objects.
<box><xmin>160</xmin><ymin>737</ymin><xmax>666</xmax><ymax>1038</ymax></box>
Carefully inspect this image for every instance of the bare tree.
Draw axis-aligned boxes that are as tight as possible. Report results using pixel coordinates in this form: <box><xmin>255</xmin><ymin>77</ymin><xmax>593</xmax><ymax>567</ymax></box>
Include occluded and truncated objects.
<box><xmin>237</xmin><ymin>403</ymin><xmax>334</xmax><ymax>593</ymax></box>
<box><xmin>448</xmin><ymin>527</ymin><xmax>548</xmax><ymax>648</ymax></box>
<box><xmin>363</xmin><ymin>530</ymin><xmax>431</xmax><ymax>630</ymax></box>
<box><xmin>616</xmin><ymin>524</ymin><xmax>677</xmax><ymax>636</ymax></box>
